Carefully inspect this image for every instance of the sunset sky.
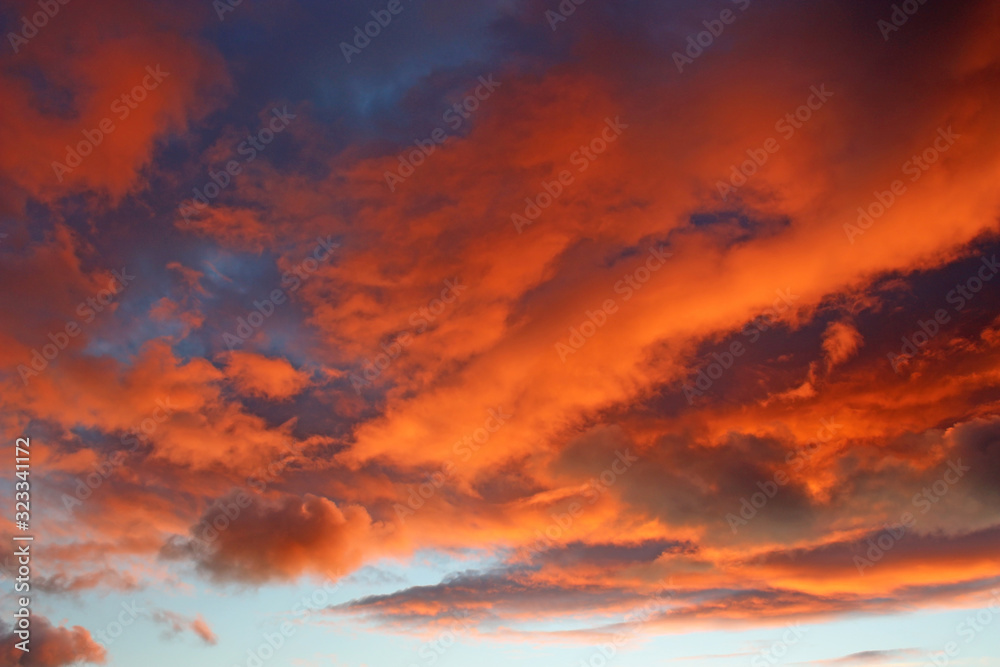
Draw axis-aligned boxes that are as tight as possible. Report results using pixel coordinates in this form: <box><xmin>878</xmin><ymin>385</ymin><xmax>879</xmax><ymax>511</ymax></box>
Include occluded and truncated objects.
<box><xmin>2</xmin><ymin>0</ymin><xmax>1000</xmax><ymax>665</ymax></box>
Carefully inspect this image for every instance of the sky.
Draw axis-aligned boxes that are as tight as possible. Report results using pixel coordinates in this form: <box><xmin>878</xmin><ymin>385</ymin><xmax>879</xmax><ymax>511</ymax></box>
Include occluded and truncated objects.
<box><xmin>1</xmin><ymin>0</ymin><xmax>1000</xmax><ymax>665</ymax></box>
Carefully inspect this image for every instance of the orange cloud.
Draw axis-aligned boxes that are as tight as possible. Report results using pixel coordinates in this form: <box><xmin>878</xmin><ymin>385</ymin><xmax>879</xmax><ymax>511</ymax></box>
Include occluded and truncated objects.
<box><xmin>221</xmin><ymin>351</ymin><xmax>311</xmax><ymax>400</ymax></box>
<box><xmin>0</xmin><ymin>0</ymin><xmax>231</xmax><ymax>201</ymax></box>
<box><xmin>3</xmin><ymin>0</ymin><xmax>1000</xmax><ymax>650</ymax></box>
<box><xmin>0</xmin><ymin>615</ymin><xmax>106</xmax><ymax>666</ymax></box>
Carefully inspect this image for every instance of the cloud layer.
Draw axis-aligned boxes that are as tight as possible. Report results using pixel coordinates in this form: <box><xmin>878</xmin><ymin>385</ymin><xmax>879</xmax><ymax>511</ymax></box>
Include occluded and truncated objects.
<box><xmin>2</xmin><ymin>0</ymin><xmax>999</xmax><ymax>662</ymax></box>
